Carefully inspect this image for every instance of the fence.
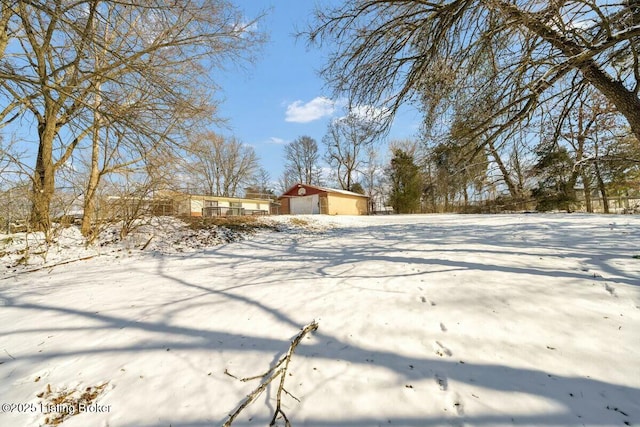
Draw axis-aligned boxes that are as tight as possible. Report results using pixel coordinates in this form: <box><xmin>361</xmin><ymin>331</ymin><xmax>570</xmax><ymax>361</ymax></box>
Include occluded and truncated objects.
<box><xmin>202</xmin><ymin>206</ymin><xmax>268</xmax><ymax>217</ymax></box>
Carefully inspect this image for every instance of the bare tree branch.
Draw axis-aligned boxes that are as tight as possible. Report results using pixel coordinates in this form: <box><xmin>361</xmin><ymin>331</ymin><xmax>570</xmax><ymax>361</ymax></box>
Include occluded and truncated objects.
<box><xmin>223</xmin><ymin>320</ymin><xmax>319</xmax><ymax>427</ymax></box>
<box><xmin>307</xmin><ymin>0</ymin><xmax>640</xmax><ymax>141</ymax></box>
<box><xmin>0</xmin><ymin>0</ymin><xmax>265</xmax><ymax>233</ymax></box>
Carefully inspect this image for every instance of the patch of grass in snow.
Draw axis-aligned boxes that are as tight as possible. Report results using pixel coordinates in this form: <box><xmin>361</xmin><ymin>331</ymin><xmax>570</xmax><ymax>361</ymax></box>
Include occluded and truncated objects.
<box><xmin>288</xmin><ymin>217</ymin><xmax>310</xmax><ymax>227</ymax></box>
<box><xmin>37</xmin><ymin>382</ymin><xmax>108</xmax><ymax>426</ymax></box>
<box><xmin>633</xmin><ymin>254</ymin><xmax>640</xmax><ymax>259</ymax></box>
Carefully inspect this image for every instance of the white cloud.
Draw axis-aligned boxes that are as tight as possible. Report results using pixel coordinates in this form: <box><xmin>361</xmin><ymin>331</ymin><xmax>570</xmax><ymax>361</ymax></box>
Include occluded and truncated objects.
<box><xmin>268</xmin><ymin>137</ymin><xmax>286</xmax><ymax>145</ymax></box>
<box><xmin>348</xmin><ymin>104</ymin><xmax>392</xmax><ymax>123</ymax></box>
<box><xmin>234</xmin><ymin>20</ymin><xmax>259</xmax><ymax>38</ymax></box>
<box><xmin>285</xmin><ymin>97</ymin><xmax>336</xmax><ymax>123</ymax></box>
<box><xmin>330</xmin><ymin>103</ymin><xmax>392</xmax><ymax>126</ymax></box>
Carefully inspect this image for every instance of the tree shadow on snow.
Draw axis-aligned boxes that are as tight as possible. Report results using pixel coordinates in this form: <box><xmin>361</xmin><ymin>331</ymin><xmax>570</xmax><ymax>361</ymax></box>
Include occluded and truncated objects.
<box><xmin>1</xmin><ymin>214</ymin><xmax>639</xmax><ymax>426</ymax></box>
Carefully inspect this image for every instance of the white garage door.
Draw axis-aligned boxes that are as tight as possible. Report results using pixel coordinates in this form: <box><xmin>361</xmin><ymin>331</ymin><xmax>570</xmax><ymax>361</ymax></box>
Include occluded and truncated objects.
<box><xmin>290</xmin><ymin>195</ymin><xmax>320</xmax><ymax>214</ymax></box>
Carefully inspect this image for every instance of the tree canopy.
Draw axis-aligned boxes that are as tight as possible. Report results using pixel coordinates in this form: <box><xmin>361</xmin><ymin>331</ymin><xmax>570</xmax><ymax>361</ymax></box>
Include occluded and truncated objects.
<box><xmin>0</xmin><ymin>1</ymin><xmax>263</xmax><ymax>233</ymax></box>
<box><xmin>309</xmin><ymin>1</ymin><xmax>640</xmax><ymax>143</ymax></box>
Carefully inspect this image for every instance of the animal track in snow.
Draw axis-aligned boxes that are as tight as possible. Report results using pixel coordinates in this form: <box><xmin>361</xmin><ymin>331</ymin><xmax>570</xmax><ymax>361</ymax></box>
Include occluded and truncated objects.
<box><xmin>446</xmin><ymin>392</ymin><xmax>465</xmax><ymax>417</ymax></box>
<box><xmin>440</xmin><ymin>322</ymin><xmax>447</xmax><ymax>332</ymax></box>
<box><xmin>435</xmin><ymin>374</ymin><xmax>448</xmax><ymax>391</ymax></box>
<box><xmin>604</xmin><ymin>283</ymin><xmax>617</xmax><ymax>297</ymax></box>
<box><xmin>420</xmin><ymin>296</ymin><xmax>437</xmax><ymax>306</ymax></box>
<box><xmin>434</xmin><ymin>341</ymin><xmax>452</xmax><ymax>357</ymax></box>
<box><xmin>453</xmin><ymin>397</ymin><xmax>465</xmax><ymax>416</ymax></box>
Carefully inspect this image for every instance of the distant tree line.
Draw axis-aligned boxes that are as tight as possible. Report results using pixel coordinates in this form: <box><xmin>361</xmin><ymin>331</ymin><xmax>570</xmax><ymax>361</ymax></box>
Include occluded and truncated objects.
<box><xmin>3</xmin><ymin>0</ymin><xmax>639</xmax><ymax>237</ymax></box>
<box><xmin>304</xmin><ymin>0</ymin><xmax>640</xmax><ymax>214</ymax></box>
<box><xmin>280</xmin><ymin>102</ymin><xmax>638</xmax><ymax>214</ymax></box>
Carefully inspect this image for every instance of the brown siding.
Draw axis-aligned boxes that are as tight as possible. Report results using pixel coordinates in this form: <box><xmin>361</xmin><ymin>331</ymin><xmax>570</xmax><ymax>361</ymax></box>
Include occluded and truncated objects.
<box><xmin>280</xmin><ymin>197</ymin><xmax>291</xmax><ymax>214</ymax></box>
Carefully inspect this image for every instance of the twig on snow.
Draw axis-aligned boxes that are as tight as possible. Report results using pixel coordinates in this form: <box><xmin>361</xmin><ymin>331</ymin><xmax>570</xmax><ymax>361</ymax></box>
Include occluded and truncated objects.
<box><xmin>140</xmin><ymin>235</ymin><xmax>154</xmax><ymax>251</ymax></box>
<box><xmin>1</xmin><ymin>255</ymin><xmax>96</xmax><ymax>280</ymax></box>
<box><xmin>282</xmin><ymin>388</ymin><xmax>300</xmax><ymax>403</ymax></box>
<box><xmin>223</xmin><ymin>320</ymin><xmax>318</xmax><ymax>427</ymax></box>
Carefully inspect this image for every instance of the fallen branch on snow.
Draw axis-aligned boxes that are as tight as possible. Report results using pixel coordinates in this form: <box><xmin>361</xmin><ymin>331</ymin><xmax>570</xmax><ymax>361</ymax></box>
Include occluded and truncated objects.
<box><xmin>1</xmin><ymin>255</ymin><xmax>97</xmax><ymax>280</ymax></box>
<box><xmin>223</xmin><ymin>320</ymin><xmax>319</xmax><ymax>427</ymax></box>
<box><xmin>140</xmin><ymin>235</ymin><xmax>154</xmax><ymax>251</ymax></box>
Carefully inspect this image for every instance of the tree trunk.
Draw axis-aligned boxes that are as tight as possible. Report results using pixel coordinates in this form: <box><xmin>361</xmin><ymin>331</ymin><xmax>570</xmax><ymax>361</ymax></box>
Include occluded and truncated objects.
<box><xmin>581</xmin><ymin>172</ymin><xmax>593</xmax><ymax>213</ymax></box>
<box><xmin>82</xmin><ymin>75</ymin><xmax>103</xmax><ymax>239</ymax></box>
<box><xmin>0</xmin><ymin>4</ymin><xmax>10</xmax><ymax>60</ymax></box>
<box><xmin>487</xmin><ymin>140</ymin><xmax>519</xmax><ymax>198</ymax></box>
<box><xmin>30</xmin><ymin>116</ymin><xmax>57</xmax><ymax>234</ymax></box>
<box><xmin>566</xmin><ymin>168</ymin><xmax>579</xmax><ymax>212</ymax></box>
<box><xmin>580</xmin><ymin>63</ymin><xmax>640</xmax><ymax>143</ymax></box>
<box><xmin>81</xmin><ymin>178</ymin><xmax>99</xmax><ymax>238</ymax></box>
<box><xmin>81</xmin><ymin>126</ymin><xmax>101</xmax><ymax>239</ymax></box>
<box><xmin>594</xmin><ymin>162</ymin><xmax>610</xmax><ymax>213</ymax></box>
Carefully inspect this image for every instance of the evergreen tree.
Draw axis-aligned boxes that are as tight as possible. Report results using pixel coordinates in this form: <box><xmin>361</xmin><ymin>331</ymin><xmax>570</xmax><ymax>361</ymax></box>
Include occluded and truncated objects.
<box><xmin>387</xmin><ymin>149</ymin><xmax>422</xmax><ymax>213</ymax></box>
<box><xmin>531</xmin><ymin>144</ymin><xmax>576</xmax><ymax>212</ymax></box>
<box><xmin>350</xmin><ymin>182</ymin><xmax>365</xmax><ymax>194</ymax></box>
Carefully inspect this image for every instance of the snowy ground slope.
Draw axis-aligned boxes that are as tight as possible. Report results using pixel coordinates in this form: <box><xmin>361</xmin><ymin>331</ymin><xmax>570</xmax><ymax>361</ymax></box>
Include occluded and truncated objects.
<box><xmin>0</xmin><ymin>216</ymin><xmax>251</xmax><ymax>275</ymax></box>
<box><xmin>1</xmin><ymin>213</ymin><xmax>639</xmax><ymax>427</ymax></box>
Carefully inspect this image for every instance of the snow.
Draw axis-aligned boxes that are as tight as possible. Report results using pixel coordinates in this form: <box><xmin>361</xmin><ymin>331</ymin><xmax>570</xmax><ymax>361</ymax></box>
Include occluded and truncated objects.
<box><xmin>1</xmin><ymin>213</ymin><xmax>639</xmax><ymax>427</ymax></box>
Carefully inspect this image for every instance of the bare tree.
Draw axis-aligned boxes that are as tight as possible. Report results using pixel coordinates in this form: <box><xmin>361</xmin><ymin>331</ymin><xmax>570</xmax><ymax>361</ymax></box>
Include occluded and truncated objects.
<box><xmin>0</xmin><ymin>1</ymin><xmax>263</xmax><ymax>234</ymax></box>
<box><xmin>323</xmin><ymin>112</ymin><xmax>378</xmax><ymax>191</ymax></box>
<box><xmin>277</xmin><ymin>169</ymin><xmax>296</xmax><ymax>194</ymax></box>
<box><xmin>362</xmin><ymin>147</ymin><xmax>385</xmax><ymax>212</ymax></box>
<box><xmin>77</xmin><ymin>1</ymin><xmax>222</xmax><ymax>238</ymax></box>
<box><xmin>308</xmin><ymin>1</ymin><xmax>640</xmax><ymax>147</ymax></box>
<box><xmin>283</xmin><ymin>136</ymin><xmax>321</xmax><ymax>185</ymax></box>
<box><xmin>245</xmin><ymin>167</ymin><xmax>275</xmax><ymax>200</ymax></box>
<box><xmin>80</xmin><ymin>143</ymin><xmax>182</xmax><ymax>243</ymax></box>
<box><xmin>0</xmin><ymin>135</ymin><xmax>14</xmax><ymax>182</ymax></box>
<box><xmin>0</xmin><ymin>136</ymin><xmax>31</xmax><ymax>232</ymax></box>
<box><xmin>186</xmin><ymin>132</ymin><xmax>259</xmax><ymax>197</ymax></box>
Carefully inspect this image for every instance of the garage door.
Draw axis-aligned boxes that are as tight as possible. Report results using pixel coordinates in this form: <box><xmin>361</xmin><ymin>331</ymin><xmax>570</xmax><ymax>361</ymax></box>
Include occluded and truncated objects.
<box><xmin>290</xmin><ymin>195</ymin><xmax>320</xmax><ymax>214</ymax></box>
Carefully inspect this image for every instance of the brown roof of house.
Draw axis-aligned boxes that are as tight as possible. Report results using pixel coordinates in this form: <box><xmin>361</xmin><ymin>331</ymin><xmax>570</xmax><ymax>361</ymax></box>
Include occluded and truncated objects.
<box><xmin>280</xmin><ymin>183</ymin><xmax>369</xmax><ymax>198</ymax></box>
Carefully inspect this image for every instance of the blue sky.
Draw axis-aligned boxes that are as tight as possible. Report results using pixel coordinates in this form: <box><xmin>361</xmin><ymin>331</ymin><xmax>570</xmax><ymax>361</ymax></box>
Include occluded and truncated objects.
<box><xmin>217</xmin><ymin>0</ymin><xmax>423</xmax><ymax>186</ymax></box>
<box><xmin>3</xmin><ymin>1</ymin><xmax>422</xmax><ymax>193</ymax></box>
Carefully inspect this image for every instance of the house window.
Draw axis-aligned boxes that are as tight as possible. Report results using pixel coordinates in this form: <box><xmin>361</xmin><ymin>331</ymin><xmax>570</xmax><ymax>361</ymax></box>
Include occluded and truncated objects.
<box><xmin>229</xmin><ymin>202</ymin><xmax>243</xmax><ymax>216</ymax></box>
<box><xmin>203</xmin><ymin>200</ymin><xmax>220</xmax><ymax>217</ymax></box>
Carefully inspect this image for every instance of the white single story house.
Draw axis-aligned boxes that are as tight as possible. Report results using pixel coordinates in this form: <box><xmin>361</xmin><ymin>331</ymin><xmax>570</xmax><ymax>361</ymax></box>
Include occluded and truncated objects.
<box><xmin>159</xmin><ymin>192</ymin><xmax>271</xmax><ymax>217</ymax></box>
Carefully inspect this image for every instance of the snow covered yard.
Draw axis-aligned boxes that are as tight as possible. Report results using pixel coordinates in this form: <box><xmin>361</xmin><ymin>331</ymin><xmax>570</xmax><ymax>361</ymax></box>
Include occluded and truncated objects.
<box><xmin>1</xmin><ymin>213</ymin><xmax>639</xmax><ymax>427</ymax></box>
